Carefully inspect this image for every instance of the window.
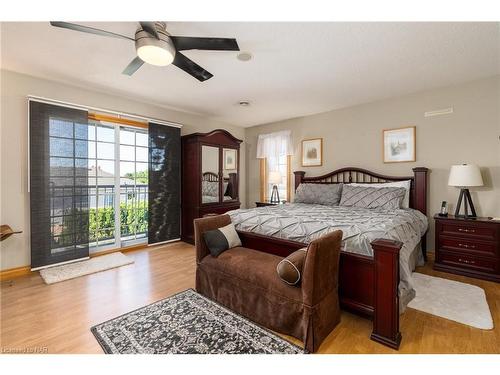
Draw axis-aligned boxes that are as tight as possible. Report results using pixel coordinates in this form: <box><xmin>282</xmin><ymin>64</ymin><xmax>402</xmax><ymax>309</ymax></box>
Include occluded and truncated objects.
<box><xmin>86</xmin><ymin>115</ymin><xmax>149</xmax><ymax>252</ymax></box>
<box><xmin>119</xmin><ymin>126</ymin><xmax>149</xmax><ymax>246</ymax></box>
<box><xmin>261</xmin><ymin>155</ymin><xmax>291</xmax><ymax>202</ymax></box>
<box><xmin>49</xmin><ymin>117</ymin><xmax>90</xmax><ymax>253</ymax></box>
<box><xmin>87</xmin><ymin>121</ymin><xmax>116</xmax><ymax>249</ymax></box>
<box><xmin>256</xmin><ymin>130</ymin><xmax>293</xmax><ymax>202</ymax></box>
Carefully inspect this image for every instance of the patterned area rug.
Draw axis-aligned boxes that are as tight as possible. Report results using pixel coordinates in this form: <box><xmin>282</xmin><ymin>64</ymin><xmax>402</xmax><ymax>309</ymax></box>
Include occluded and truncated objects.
<box><xmin>91</xmin><ymin>289</ymin><xmax>304</xmax><ymax>354</ymax></box>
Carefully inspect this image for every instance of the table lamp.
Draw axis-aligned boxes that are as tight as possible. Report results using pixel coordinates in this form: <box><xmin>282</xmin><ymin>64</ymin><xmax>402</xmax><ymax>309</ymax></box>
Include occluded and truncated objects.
<box><xmin>448</xmin><ymin>164</ymin><xmax>483</xmax><ymax>218</ymax></box>
<box><xmin>268</xmin><ymin>171</ymin><xmax>282</xmax><ymax>204</ymax></box>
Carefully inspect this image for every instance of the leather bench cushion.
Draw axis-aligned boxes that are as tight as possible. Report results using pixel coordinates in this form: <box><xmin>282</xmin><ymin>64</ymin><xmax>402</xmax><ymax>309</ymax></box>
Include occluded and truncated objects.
<box><xmin>200</xmin><ymin>246</ymin><xmax>302</xmax><ymax>303</ymax></box>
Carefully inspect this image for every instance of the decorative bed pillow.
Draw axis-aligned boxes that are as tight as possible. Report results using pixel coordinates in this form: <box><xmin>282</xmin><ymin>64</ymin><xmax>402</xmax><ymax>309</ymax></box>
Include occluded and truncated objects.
<box><xmin>351</xmin><ymin>180</ymin><xmax>412</xmax><ymax>208</ymax></box>
<box><xmin>294</xmin><ymin>183</ymin><xmax>343</xmax><ymax>206</ymax></box>
<box><xmin>203</xmin><ymin>223</ymin><xmax>242</xmax><ymax>257</ymax></box>
<box><xmin>276</xmin><ymin>248</ymin><xmax>307</xmax><ymax>286</ymax></box>
<box><xmin>202</xmin><ymin>180</ymin><xmax>218</xmax><ymax>197</ymax></box>
<box><xmin>339</xmin><ymin>185</ymin><xmax>406</xmax><ymax>209</ymax></box>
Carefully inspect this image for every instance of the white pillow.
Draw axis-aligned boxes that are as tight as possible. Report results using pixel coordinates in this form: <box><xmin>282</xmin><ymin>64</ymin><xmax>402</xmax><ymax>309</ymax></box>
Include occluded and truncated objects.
<box><xmin>350</xmin><ymin>180</ymin><xmax>411</xmax><ymax>208</ymax></box>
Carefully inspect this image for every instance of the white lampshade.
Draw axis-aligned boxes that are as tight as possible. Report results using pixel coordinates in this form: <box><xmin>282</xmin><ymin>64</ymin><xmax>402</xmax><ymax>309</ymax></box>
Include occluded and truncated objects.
<box><xmin>448</xmin><ymin>164</ymin><xmax>484</xmax><ymax>187</ymax></box>
<box><xmin>268</xmin><ymin>171</ymin><xmax>282</xmax><ymax>184</ymax></box>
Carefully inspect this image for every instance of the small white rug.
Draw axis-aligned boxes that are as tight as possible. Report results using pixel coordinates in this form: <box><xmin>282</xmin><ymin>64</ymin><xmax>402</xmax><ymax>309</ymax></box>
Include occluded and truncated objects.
<box><xmin>408</xmin><ymin>273</ymin><xmax>493</xmax><ymax>330</ymax></box>
<box><xmin>39</xmin><ymin>252</ymin><xmax>134</xmax><ymax>284</ymax></box>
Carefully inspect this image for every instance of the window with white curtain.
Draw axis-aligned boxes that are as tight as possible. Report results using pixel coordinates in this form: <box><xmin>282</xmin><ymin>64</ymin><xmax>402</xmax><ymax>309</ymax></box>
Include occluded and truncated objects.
<box><xmin>256</xmin><ymin>130</ymin><xmax>293</xmax><ymax>202</ymax></box>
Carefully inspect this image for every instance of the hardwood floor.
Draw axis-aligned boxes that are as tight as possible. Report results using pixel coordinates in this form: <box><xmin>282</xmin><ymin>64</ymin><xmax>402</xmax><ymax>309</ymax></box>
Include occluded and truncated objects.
<box><xmin>1</xmin><ymin>242</ymin><xmax>499</xmax><ymax>354</ymax></box>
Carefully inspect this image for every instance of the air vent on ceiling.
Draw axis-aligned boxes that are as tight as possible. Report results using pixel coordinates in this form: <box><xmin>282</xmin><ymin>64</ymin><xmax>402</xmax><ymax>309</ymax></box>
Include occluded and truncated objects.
<box><xmin>424</xmin><ymin>107</ymin><xmax>454</xmax><ymax>117</ymax></box>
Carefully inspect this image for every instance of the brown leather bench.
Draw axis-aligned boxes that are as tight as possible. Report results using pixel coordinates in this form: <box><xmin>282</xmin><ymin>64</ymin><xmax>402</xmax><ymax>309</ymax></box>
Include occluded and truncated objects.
<box><xmin>194</xmin><ymin>214</ymin><xmax>342</xmax><ymax>352</ymax></box>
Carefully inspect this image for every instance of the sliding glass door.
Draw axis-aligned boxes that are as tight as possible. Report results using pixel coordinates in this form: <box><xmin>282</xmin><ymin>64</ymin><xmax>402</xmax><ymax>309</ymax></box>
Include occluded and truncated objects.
<box><xmin>119</xmin><ymin>126</ymin><xmax>149</xmax><ymax>247</ymax></box>
<box><xmin>87</xmin><ymin>121</ymin><xmax>116</xmax><ymax>250</ymax></box>
<box><xmin>30</xmin><ymin>100</ymin><xmax>180</xmax><ymax>269</ymax></box>
<box><xmin>86</xmin><ymin>120</ymin><xmax>149</xmax><ymax>252</ymax></box>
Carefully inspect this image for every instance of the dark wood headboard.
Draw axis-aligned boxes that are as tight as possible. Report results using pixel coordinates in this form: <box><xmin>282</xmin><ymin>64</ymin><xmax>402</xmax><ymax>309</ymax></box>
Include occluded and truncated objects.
<box><xmin>294</xmin><ymin>167</ymin><xmax>429</xmax><ymax>216</ymax></box>
<box><xmin>202</xmin><ymin>172</ymin><xmax>219</xmax><ymax>182</ymax></box>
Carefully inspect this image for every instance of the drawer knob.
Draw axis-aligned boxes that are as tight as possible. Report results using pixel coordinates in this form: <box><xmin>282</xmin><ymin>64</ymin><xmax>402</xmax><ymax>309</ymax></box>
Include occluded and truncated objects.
<box><xmin>458</xmin><ymin>243</ymin><xmax>476</xmax><ymax>249</ymax></box>
<box><xmin>458</xmin><ymin>228</ymin><xmax>475</xmax><ymax>233</ymax></box>
<box><xmin>458</xmin><ymin>258</ymin><xmax>475</xmax><ymax>265</ymax></box>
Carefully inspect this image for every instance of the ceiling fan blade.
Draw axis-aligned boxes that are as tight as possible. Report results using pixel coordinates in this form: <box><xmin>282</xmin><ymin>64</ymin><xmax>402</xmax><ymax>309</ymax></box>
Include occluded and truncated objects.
<box><xmin>172</xmin><ymin>52</ymin><xmax>213</xmax><ymax>82</ymax></box>
<box><xmin>50</xmin><ymin>22</ymin><xmax>134</xmax><ymax>41</ymax></box>
<box><xmin>139</xmin><ymin>22</ymin><xmax>159</xmax><ymax>39</ymax></box>
<box><xmin>170</xmin><ymin>36</ymin><xmax>239</xmax><ymax>51</ymax></box>
<box><xmin>122</xmin><ymin>56</ymin><xmax>145</xmax><ymax>76</ymax></box>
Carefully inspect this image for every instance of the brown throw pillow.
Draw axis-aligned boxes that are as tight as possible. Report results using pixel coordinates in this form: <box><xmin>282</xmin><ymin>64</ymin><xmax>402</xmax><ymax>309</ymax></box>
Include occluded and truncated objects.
<box><xmin>277</xmin><ymin>248</ymin><xmax>307</xmax><ymax>286</ymax></box>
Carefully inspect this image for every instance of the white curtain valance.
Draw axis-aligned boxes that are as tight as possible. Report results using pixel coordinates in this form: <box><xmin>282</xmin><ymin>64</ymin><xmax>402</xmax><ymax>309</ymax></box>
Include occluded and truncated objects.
<box><xmin>256</xmin><ymin>130</ymin><xmax>293</xmax><ymax>159</ymax></box>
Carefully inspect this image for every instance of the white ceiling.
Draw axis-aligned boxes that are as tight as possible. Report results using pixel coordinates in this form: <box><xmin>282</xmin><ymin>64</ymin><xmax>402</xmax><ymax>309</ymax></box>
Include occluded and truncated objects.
<box><xmin>1</xmin><ymin>22</ymin><xmax>499</xmax><ymax>127</ymax></box>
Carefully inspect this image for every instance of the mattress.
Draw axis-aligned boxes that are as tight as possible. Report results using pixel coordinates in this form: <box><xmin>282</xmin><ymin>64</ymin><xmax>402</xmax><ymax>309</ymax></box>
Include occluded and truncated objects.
<box><xmin>228</xmin><ymin>203</ymin><xmax>428</xmax><ymax>308</ymax></box>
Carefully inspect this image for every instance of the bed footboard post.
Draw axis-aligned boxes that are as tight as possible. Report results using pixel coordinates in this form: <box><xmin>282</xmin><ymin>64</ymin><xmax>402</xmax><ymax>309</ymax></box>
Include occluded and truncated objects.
<box><xmin>370</xmin><ymin>239</ymin><xmax>403</xmax><ymax>350</ymax></box>
<box><xmin>294</xmin><ymin>171</ymin><xmax>305</xmax><ymax>190</ymax></box>
<box><xmin>413</xmin><ymin>167</ymin><xmax>429</xmax><ymax>261</ymax></box>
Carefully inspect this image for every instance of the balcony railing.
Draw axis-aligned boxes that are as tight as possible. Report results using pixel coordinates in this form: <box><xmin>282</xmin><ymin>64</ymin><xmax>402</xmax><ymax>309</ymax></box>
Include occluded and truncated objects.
<box><xmin>49</xmin><ymin>184</ymin><xmax>148</xmax><ymax>249</ymax></box>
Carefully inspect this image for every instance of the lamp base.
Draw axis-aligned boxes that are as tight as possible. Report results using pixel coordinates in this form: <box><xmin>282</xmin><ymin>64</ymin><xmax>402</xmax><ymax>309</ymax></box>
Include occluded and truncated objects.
<box><xmin>270</xmin><ymin>185</ymin><xmax>280</xmax><ymax>204</ymax></box>
<box><xmin>454</xmin><ymin>188</ymin><xmax>477</xmax><ymax>219</ymax></box>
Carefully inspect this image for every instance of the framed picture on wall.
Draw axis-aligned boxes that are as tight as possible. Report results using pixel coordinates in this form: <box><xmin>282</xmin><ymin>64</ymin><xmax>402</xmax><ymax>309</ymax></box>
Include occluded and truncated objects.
<box><xmin>223</xmin><ymin>148</ymin><xmax>237</xmax><ymax>170</ymax></box>
<box><xmin>383</xmin><ymin>126</ymin><xmax>416</xmax><ymax>163</ymax></box>
<box><xmin>301</xmin><ymin>138</ymin><xmax>323</xmax><ymax>167</ymax></box>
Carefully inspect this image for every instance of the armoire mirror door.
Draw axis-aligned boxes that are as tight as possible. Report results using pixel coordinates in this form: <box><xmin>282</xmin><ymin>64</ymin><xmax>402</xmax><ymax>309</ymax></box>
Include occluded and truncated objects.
<box><xmin>222</xmin><ymin>147</ymin><xmax>239</xmax><ymax>202</ymax></box>
<box><xmin>201</xmin><ymin>145</ymin><xmax>220</xmax><ymax>204</ymax></box>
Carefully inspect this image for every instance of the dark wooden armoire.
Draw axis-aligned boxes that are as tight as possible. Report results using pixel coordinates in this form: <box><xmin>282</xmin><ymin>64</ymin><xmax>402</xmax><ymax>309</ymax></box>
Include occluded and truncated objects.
<box><xmin>181</xmin><ymin>129</ymin><xmax>242</xmax><ymax>243</ymax></box>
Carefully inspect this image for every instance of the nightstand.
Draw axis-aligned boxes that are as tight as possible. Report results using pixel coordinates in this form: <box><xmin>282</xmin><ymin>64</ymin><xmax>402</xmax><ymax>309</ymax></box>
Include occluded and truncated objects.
<box><xmin>255</xmin><ymin>201</ymin><xmax>286</xmax><ymax>207</ymax></box>
<box><xmin>434</xmin><ymin>214</ymin><xmax>500</xmax><ymax>282</ymax></box>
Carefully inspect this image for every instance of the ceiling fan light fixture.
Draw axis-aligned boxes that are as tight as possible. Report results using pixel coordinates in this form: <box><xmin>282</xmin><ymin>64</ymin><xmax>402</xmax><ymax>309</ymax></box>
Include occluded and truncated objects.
<box><xmin>137</xmin><ymin>45</ymin><xmax>174</xmax><ymax>66</ymax></box>
<box><xmin>135</xmin><ymin>28</ymin><xmax>176</xmax><ymax>66</ymax></box>
<box><xmin>49</xmin><ymin>21</ymin><xmax>239</xmax><ymax>80</ymax></box>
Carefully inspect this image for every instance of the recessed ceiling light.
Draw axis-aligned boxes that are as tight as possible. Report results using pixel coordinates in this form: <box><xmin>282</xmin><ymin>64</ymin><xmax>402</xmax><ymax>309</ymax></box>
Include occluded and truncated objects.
<box><xmin>238</xmin><ymin>100</ymin><xmax>251</xmax><ymax>107</ymax></box>
<box><xmin>237</xmin><ymin>52</ymin><xmax>252</xmax><ymax>62</ymax></box>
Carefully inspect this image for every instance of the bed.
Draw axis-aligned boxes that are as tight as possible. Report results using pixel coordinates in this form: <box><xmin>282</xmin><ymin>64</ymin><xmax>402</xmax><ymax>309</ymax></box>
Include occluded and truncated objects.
<box><xmin>228</xmin><ymin>166</ymin><xmax>429</xmax><ymax>349</ymax></box>
<box><xmin>229</xmin><ymin>203</ymin><xmax>428</xmax><ymax>307</ymax></box>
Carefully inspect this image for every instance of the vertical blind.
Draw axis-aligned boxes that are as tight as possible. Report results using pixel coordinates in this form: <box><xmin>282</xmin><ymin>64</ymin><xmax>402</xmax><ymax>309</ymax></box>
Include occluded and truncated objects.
<box><xmin>29</xmin><ymin>101</ymin><xmax>90</xmax><ymax>269</ymax></box>
<box><xmin>148</xmin><ymin>123</ymin><xmax>181</xmax><ymax>244</ymax></box>
<box><xmin>29</xmin><ymin>100</ymin><xmax>182</xmax><ymax>268</ymax></box>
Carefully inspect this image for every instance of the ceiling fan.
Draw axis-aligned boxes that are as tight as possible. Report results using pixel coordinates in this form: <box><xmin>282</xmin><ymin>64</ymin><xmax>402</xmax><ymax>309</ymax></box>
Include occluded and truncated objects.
<box><xmin>49</xmin><ymin>21</ymin><xmax>240</xmax><ymax>82</ymax></box>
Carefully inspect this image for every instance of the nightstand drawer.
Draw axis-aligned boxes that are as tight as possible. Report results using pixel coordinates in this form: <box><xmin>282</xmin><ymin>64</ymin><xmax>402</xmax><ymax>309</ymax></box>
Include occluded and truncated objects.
<box><xmin>434</xmin><ymin>215</ymin><xmax>500</xmax><ymax>282</ymax></box>
<box><xmin>440</xmin><ymin>223</ymin><xmax>497</xmax><ymax>241</ymax></box>
<box><xmin>439</xmin><ymin>236</ymin><xmax>498</xmax><ymax>257</ymax></box>
<box><xmin>437</xmin><ymin>251</ymin><xmax>499</xmax><ymax>274</ymax></box>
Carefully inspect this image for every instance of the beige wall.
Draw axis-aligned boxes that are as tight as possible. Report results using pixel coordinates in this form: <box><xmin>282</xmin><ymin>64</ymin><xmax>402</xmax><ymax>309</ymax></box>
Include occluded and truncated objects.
<box><xmin>0</xmin><ymin>69</ymin><xmax>246</xmax><ymax>270</ymax></box>
<box><xmin>245</xmin><ymin>76</ymin><xmax>500</xmax><ymax>249</ymax></box>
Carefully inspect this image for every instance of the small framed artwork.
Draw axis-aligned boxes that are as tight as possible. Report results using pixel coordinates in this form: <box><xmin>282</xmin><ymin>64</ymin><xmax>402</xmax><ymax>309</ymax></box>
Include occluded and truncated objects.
<box><xmin>223</xmin><ymin>149</ymin><xmax>237</xmax><ymax>170</ymax></box>
<box><xmin>383</xmin><ymin>126</ymin><xmax>416</xmax><ymax>163</ymax></box>
<box><xmin>301</xmin><ymin>138</ymin><xmax>323</xmax><ymax>167</ymax></box>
